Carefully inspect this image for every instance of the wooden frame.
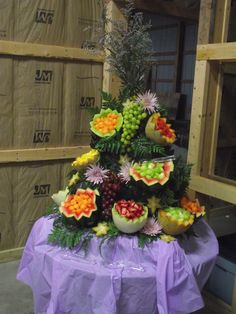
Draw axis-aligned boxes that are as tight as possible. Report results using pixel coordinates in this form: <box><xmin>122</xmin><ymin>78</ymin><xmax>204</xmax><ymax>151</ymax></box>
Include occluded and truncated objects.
<box><xmin>197</xmin><ymin>42</ymin><xmax>236</xmax><ymax>61</ymax></box>
<box><xmin>0</xmin><ymin>40</ymin><xmax>105</xmax><ymax>62</ymax></box>
<box><xmin>0</xmin><ymin>147</ymin><xmax>90</xmax><ymax>163</ymax></box>
<box><xmin>187</xmin><ymin>0</ymin><xmax>236</xmax><ymax>206</ymax></box>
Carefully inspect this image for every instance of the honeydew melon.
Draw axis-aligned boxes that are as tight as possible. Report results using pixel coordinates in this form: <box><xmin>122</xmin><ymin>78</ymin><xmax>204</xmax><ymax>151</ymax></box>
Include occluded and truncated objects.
<box><xmin>112</xmin><ymin>201</ymin><xmax>148</xmax><ymax>234</ymax></box>
<box><xmin>90</xmin><ymin>108</ymin><xmax>123</xmax><ymax>137</ymax></box>
<box><xmin>158</xmin><ymin>207</ymin><xmax>194</xmax><ymax>235</ymax></box>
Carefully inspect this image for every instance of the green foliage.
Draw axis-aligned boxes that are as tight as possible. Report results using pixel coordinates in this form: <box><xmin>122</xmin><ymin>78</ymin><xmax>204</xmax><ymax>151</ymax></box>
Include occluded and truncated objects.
<box><xmin>159</xmin><ymin>188</ymin><xmax>177</xmax><ymax>207</ymax></box>
<box><xmin>101</xmin><ymin>91</ymin><xmax>123</xmax><ymax>112</ymax></box>
<box><xmin>168</xmin><ymin>157</ymin><xmax>192</xmax><ymax>199</ymax></box>
<box><xmin>95</xmin><ymin>133</ymin><xmax>122</xmax><ymax>154</ymax></box>
<box><xmin>130</xmin><ymin>137</ymin><xmax>166</xmax><ymax>159</ymax></box>
<box><xmin>84</xmin><ymin>106</ymin><xmax>101</xmax><ymax>117</ymax></box>
<box><xmin>137</xmin><ymin>232</ymin><xmax>160</xmax><ymax>248</ymax></box>
<box><xmin>45</xmin><ymin>202</ymin><xmax>59</xmax><ymax>216</ymax></box>
<box><xmin>48</xmin><ymin>215</ymin><xmax>93</xmax><ymax>251</ymax></box>
<box><xmin>107</xmin><ymin>221</ymin><xmax>121</xmax><ymax>237</ymax></box>
<box><xmin>103</xmin><ymin>0</ymin><xmax>152</xmax><ymax>95</ymax></box>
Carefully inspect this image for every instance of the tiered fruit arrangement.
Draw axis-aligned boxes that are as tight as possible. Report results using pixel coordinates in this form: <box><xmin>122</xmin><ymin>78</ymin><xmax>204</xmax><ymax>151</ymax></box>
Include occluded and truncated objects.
<box><xmin>48</xmin><ymin>2</ymin><xmax>204</xmax><ymax>249</ymax></box>
<box><xmin>112</xmin><ymin>200</ymin><xmax>148</xmax><ymax>233</ymax></box>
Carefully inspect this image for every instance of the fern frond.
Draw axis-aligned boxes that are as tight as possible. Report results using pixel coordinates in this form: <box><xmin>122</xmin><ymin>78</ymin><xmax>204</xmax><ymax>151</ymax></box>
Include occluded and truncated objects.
<box><xmin>130</xmin><ymin>137</ymin><xmax>166</xmax><ymax>159</ymax></box>
<box><xmin>95</xmin><ymin>134</ymin><xmax>122</xmax><ymax>154</ymax></box>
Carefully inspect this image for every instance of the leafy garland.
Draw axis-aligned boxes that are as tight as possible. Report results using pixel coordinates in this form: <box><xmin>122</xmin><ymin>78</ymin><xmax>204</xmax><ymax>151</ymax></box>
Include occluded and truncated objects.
<box><xmin>47</xmin><ymin>211</ymin><xmax>165</xmax><ymax>250</ymax></box>
<box><xmin>137</xmin><ymin>233</ymin><xmax>161</xmax><ymax>248</ymax></box>
<box><xmin>48</xmin><ymin>215</ymin><xmax>94</xmax><ymax>252</ymax></box>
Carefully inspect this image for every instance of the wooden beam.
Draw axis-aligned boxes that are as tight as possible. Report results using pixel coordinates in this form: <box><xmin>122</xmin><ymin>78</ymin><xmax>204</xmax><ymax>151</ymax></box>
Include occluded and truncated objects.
<box><xmin>0</xmin><ymin>40</ymin><xmax>105</xmax><ymax>63</ymax></box>
<box><xmin>201</xmin><ymin>1</ymin><xmax>230</xmax><ymax>177</ymax></box>
<box><xmin>197</xmin><ymin>0</ymin><xmax>214</xmax><ymax>44</ymax></box>
<box><xmin>190</xmin><ymin>175</ymin><xmax>236</xmax><ymax>205</ymax></box>
<box><xmin>187</xmin><ymin>0</ymin><xmax>214</xmax><ymax>199</ymax></box>
<box><xmin>114</xmin><ymin>0</ymin><xmax>199</xmax><ymax>20</ymax></box>
<box><xmin>0</xmin><ymin>247</ymin><xmax>24</xmax><ymax>263</ymax></box>
<box><xmin>213</xmin><ymin>0</ymin><xmax>231</xmax><ymax>43</ymax></box>
<box><xmin>0</xmin><ymin>146</ymin><xmax>90</xmax><ymax>163</ymax></box>
<box><xmin>187</xmin><ymin>60</ymin><xmax>209</xmax><ymax>175</ymax></box>
<box><xmin>197</xmin><ymin>42</ymin><xmax>236</xmax><ymax>61</ymax></box>
<box><xmin>103</xmin><ymin>1</ymin><xmax>125</xmax><ymax>96</ymax></box>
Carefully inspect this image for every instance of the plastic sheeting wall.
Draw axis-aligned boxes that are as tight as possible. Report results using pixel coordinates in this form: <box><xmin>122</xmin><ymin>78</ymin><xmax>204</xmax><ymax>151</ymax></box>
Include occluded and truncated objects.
<box><xmin>0</xmin><ymin>0</ymin><xmax>103</xmax><ymax>251</ymax></box>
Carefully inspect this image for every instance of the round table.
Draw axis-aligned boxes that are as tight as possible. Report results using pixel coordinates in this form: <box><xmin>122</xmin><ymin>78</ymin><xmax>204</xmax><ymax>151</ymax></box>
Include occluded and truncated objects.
<box><xmin>17</xmin><ymin>217</ymin><xmax>218</xmax><ymax>314</ymax></box>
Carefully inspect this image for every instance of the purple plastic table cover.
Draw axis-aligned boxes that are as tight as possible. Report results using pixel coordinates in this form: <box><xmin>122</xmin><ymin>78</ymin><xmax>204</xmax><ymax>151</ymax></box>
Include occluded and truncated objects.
<box><xmin>17</xmin><ymin>216</ymin><xmax>218</xmax><ymax>314</ymax></box>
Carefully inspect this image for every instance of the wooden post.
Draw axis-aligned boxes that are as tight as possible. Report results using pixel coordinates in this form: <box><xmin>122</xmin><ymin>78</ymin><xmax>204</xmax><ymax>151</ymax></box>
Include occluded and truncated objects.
<box><xmin>102</xmin><ymin>0</ymin><xmax>126</xmax><ymax>97</ymax></box>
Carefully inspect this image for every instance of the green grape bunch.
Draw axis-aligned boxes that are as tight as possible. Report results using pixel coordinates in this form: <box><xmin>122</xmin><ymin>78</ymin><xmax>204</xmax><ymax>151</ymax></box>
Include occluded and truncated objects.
<box><xmin>121</xmin><ymin>100</ymin><xmax>147</xmax><ymax>146</ymax></box>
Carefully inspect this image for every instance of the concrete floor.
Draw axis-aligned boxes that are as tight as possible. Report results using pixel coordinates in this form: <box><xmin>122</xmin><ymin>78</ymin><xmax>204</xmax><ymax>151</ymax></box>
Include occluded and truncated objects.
<box><xmin>0</xmin><ymin>260</ymin><xmax>33</xmax><ymax>314</ymax></box>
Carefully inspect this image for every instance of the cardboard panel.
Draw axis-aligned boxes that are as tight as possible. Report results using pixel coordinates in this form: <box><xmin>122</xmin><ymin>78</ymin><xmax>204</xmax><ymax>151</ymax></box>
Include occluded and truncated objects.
<box><xmin>0</xmin><ymin>167</ymin><xmax>14</xmax><ymax>250</ymax></box>
<box><xmin>63</xmin><ymin>62</ymin><xmax>103</xmax><ymax>146</ymax></box>
<box><xmin>65</xmin><ymin>0</ymin><xmax>103</xmax><ymax>48</ymax></box>
<box><xmin>0</xmin><ymin>58</ymin><xmax>13</xmax><ymax>149</ymax></box>
<box><xmin>14</xmin><ymin>0</ymin><xmax>64</xmax><ymax>45</ymax></box>
<box><xmin>0</xmin><ymin>0</ymin><xmax>14</xmax><ymax>40</ymax></box>
<box><xmin>60</xmin><ymin>160</ymin><xmax>74</xmax><ymax>189</ymax></box>
<box><xmin>13</xmin><ymin>59</ymin><xmax>63</xmax><ymax>148</ymax></box>
<box><xmin>13</xmin><ymin>162</ymin><xmax>60</xmax><ymax>247</ymax></box>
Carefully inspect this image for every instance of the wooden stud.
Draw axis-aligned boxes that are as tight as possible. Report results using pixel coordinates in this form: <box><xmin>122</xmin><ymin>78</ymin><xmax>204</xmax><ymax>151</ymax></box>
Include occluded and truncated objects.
<box><xmin>190</xmin><ymin>175</ymin><xmax>236</xmax><ymax>205</ymax></box>
<box><xmin>0</xmin><ymin>146</ymin><xmax>90</xmax><ymax>164</ymax></box>
<box><xmin>213</xmin><ymin>0</ymin><xmax>231</xmax><ymax>43</ymax></box>
<box><xmin>197</xmin><ymin>42</ymin><xmax>236</xmax><ymax>61</ymax></box>
<box><xmin>187</xmin><ymin>60</ymin><xmax>209</xmax><ymax>175</ymax></box>
<box><xmin>187</xmin><ymin>0</ymin><xmax>213</xmax><ymax>180</ymax></box>
<box><xmin>103</xmin><ymin>1</ymin><xmax>125</xmax><ymax>96</ymax></box>
<box><xmin>200</xmin><ymin>0</ymin><xmax>231</xmax><ymax>177</ymax></box>
<box><xmin>197</xmin><ymin>0</ymin><xmax>214</xmax><ymax>45</ymax></box>
<box><xmin>0</xmin><ymin>247</ymin><xmax>24</xmax><ymax>263</ymax></box>
<box><xmin>0</xmin><ymin>40</ymin><xmax>105</xmax><ymax>63</ymax></box>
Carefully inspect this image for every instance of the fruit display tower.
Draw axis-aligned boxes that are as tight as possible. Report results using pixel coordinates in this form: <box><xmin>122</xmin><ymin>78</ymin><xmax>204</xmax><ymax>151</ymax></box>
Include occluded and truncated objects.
<box><xmin>48</xmin><ymin>1</ymin><xmax>205</xmax><ymax>249</ymax></box>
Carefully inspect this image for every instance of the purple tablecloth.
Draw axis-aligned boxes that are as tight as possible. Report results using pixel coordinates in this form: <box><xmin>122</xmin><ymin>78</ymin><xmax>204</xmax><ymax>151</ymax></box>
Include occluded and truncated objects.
<box><xmin>17</xmin><ymin>217</ymin><xmax>218</xmax><ymax>314</ymax></box>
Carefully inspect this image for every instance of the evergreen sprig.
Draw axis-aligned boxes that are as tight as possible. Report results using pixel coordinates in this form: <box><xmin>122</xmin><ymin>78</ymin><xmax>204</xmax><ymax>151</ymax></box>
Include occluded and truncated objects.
<box><xmin>103</xmin><ymin>0</ymin><xmax>152</xmax><ymax>95</ymax></box>
<box><xmin>130</xmin><ymin>137</ymin><xmax>166</xmax><ymax>159</ymax></box>
<box><xmin>101</xmin><ymin>91</ymin><xmax>123</xmax><ymax>112</ymax></box>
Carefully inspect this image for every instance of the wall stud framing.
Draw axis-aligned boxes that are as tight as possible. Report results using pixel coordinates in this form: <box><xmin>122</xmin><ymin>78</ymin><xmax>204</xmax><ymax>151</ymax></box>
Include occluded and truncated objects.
<box><xmin>188</xmin><ymin>0</ymin><xmax>236</xmax><ymax>207</ymax></box>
